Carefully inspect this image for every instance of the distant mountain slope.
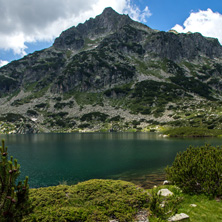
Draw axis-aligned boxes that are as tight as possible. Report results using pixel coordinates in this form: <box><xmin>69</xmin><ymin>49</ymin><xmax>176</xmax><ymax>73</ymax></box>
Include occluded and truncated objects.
<box><xmin>0</xmin><ymin>7</ymin><xmax>222</xmax><ymax>134</ymax></box>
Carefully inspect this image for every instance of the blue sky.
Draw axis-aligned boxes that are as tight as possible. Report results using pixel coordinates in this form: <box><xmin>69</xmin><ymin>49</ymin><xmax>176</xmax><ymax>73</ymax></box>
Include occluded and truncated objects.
<box><xmin>136</xmin><ymin>0</ymin><xmax>222</xmax><ymax>30</ymax></box>
<box><xmin>0</xmin><ymin>0</ymin><xmax>222</xmax><ymax>67</ymax></box>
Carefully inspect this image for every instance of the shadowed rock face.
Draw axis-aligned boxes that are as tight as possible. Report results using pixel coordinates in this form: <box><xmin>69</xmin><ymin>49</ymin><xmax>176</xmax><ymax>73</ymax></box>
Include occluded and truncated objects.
<box><xmin>144</xmin><ymin>31</ymin><xmax>222</xmax><ymax>62</ymax></box>
<box><xmin>0</xmin><ymin>7</ymin><xmax>222</xmax><ymax>133</ymax></box>
<box><xmin>53</xmin><ymin>7</ymin><xmax>133</xmax><ymax>50</ymax></box>
<box><xmin>53</xmin><ymin>7</ymin><xmax>222</xmax><ymax>60</ymax></box>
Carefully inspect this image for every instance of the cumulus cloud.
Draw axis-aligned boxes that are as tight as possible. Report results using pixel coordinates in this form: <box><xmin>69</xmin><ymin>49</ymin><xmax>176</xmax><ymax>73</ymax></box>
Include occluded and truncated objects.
<box><xmin>0</xmin><ymin>0</ymin><xmax>151</xmax><ymax>56</ymax></box>
<box><xmin>0</xmin><ymin>60</ymin><xmax>9</xmax><ymax>67</ymax></box>
<box><xmin>172</xmin><ymin>9</ymin><xmax>222</xmax><ymax>44</ymax></box>
<box><xmin>124</xmin><ymin>1</ymin><xmax>151</xmax><ymax>23</ymax></box>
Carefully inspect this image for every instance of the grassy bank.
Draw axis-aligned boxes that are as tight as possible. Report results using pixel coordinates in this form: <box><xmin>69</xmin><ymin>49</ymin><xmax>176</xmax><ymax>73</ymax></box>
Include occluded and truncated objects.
<box><xmin>22</xmin><ymin>179</ymin><xmax>222</xmax><ymax>222</ymax></box>
<box><xmin>175</xmin><ymin>192</ymin><xmax>222</xmax><ymax>222</ymax></box>
<box><xmin>162</xmin><ymin>127</ymin><xmax>222</xmax><ymax>137</ymax></box>
<box><xmin>149</xmin><ymin>185</ymin><xmax>222</xmax><ymax>222</ymax></box>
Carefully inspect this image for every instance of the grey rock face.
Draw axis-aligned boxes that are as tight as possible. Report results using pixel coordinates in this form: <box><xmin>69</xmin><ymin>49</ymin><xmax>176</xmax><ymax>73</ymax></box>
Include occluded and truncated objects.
<box><xmin>53</xmin><ymin>7</ymin><xmax>133</xmax><ymax>50</ymax></box>
<box><xmin>144</xmin><ymin>32</ymin><xmax>222</xmax><ymax>62</ymax></box>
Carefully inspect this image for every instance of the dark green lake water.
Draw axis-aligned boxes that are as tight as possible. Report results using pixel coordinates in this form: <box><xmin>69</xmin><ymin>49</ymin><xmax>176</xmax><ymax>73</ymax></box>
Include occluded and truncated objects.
<box><xmin>1</xmin><ymin>133</ymin><xmax>221</xmax><ymax>188</ymax></box>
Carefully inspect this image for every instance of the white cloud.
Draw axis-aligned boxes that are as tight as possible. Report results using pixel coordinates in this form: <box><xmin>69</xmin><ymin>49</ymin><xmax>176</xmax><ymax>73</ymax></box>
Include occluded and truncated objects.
<box><xmin>0</xmin><ymin>0</ymin><xmax>151</xmax><ymax>57</ymax></box>
<box><xmin>123</xmin><ymin>1</ymin><xmax>151</xmax><ymax>23</ymax></box>
<box><xmin>172</xmin><ymin>9</ymin><xmax>222</xmax><ymax>44</ymax></box>
<box><xmin>0</xmin><ymin>60</ymin><xmax>9</xmax><ymax>67</ymax></box>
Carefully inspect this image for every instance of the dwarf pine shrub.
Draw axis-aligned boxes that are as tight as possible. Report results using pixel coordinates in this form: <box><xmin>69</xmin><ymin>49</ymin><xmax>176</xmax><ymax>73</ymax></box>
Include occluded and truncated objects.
<box><xmin>26</xmin><ymin>179</ymin><xmax>150</xmax><ymax>221</ymax></box>
<box><xmin>166</xmin><ymin>144</ymin><xmax>222</xmax><ymax>197</ymax></box>
<box><xmin>0</xmin><ymin>140</ymin><xmax>32</xmax><ymax>221</ymax></box>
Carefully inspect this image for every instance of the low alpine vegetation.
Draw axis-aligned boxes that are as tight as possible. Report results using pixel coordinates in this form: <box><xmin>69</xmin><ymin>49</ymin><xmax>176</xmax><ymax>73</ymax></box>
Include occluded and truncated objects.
<box><xmin>24</xmin><ymin>179</ymin><xmax>150</xmax><ymax>222</ymax></box>
<box><xmin>166</xmin><ymin>144</ymin><xmax>222</xmax><ymax>197</ymax></box>
<box><xmin>163</xmin><ymin>127</ymin><xmax>222</xmax><ymax>137</ymax></box>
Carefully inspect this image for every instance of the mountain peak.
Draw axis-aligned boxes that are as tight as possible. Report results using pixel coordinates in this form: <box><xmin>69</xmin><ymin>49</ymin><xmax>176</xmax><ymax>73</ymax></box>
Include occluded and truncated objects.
<box><xmin>101</xmin><ymin>7</ymin><xmax>118</xmax><ymax>16</ymax></box>
<box><xmin>53</xmin><ymin>7</ymin><xmax>133</xmax><ymax>50</ymax></box>
<box><xmin>1</xmin><ymin>7</ymin><xmax>222</xmax><ymax>134</ymax></box>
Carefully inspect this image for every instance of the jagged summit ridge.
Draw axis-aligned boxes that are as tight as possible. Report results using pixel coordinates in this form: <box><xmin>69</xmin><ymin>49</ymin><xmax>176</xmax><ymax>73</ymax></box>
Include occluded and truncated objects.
<box><xmin>53</xmin><ymin>7</ymin><xmax>222</xmax><ymax>61</ymax></box>
<box><xmin>53</xmin><ymin>7</ymin><xmax>133</xmax><ymax>50</ymax></box>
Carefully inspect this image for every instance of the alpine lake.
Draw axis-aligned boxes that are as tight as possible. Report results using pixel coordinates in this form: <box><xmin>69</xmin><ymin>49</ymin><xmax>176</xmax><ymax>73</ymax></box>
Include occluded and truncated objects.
<box><xmin>1</xmin><ymin>132</ymin><xmax>222</xmax><ymax>189</ymax></box>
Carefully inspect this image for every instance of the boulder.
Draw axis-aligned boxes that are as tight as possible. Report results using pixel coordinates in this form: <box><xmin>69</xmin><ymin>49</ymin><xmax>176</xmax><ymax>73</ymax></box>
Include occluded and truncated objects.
<box><xmin>163</xmin><ymin>180</ymin><xmax>171</xmax><ymax>185</ymax></box>
<box><xmin>134</xmin><ymin>210</ymin><xmax>149</xmax><ymax>222</ymax></box>
<box><xmin>168</xmin><ymin>213</ymin><xmax>189</xmax><ymax>221</ymax></box>
<box><xmin>157</xmin><ymin>189</ymin><xmax>173</xmax><ymax>197</ymax></box>
<box><xmin>160</xmin><ymin>201</ymin><xmax>166</xmax><ymax>208</ymax></box>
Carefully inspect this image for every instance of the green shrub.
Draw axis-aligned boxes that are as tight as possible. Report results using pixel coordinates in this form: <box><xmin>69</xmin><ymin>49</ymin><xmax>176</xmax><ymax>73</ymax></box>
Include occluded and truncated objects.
<box><xmin>47</xmin><ymin>112</ymin><xmax>68</xmax><ymax>118</ymax></box>
<box><xmin>153</xmin><ymin>107</ymin><xmax>165</xmax><ymax>118</ymax></box>
<box><xmin>108</xmin><ymin>115</ymin><xmax>124</xmax><ymax>122</ymax></box>
<box><xmin>80</xmin><ymin>112</ymin><xmax>109</xmax><ymax>122</ymax></box>
<box><xmin>54</xmin><ymin>101</ymin><xmax>74</xmax><ymax>109</ymax></box>
<box><xmin>0</xmin><ymin>113</ymin><xmax>25</xmax><ymax>123</ymax></box>
<box><xmin>26</xmin><ymin>110</ymin><xmax>38</xmax><ymax>116</ymax></box>
<box><xmin>25</xmin><ymin>179</ymin><xmax>150</xmax><ymax>222</ymax></box>
<box><xmin>34</xmin><ymin>103</ymin><xmax>47</xmax><ymax>109</ymax></box>
<box><xmin>0</xmin><ymin>140</ymin><xmax>32</xmax><ymax>221</ymax></box>
<box><xmin>166</xmin><ymin>144</ymin><xmax>222</xmax><ymax>197</ymax></box>
<box><xmin>78</xmin><ymin>123</ymin><xmax>91</xmax><ymax>129</ymax></box>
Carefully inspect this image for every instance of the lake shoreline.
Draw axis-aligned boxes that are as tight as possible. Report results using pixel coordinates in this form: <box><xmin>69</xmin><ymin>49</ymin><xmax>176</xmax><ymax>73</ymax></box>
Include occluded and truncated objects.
<box><xmin>2</xmin><ymin>125</ymin><xmax>222</xmax><ymax>139</ymax></box>
<box><xmin>2</xmin><ymin>132</ymin><xmax>221</xmax><ymax>188</ymax></box>
<box><xmin>162</xmin><ymin>126</ymin><xmax>222</xmax><ymax>138</ymax></box>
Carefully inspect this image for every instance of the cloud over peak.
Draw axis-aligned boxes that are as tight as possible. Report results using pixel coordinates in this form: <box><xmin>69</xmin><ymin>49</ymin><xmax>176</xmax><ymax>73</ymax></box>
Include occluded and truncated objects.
<box><xmin>172</xmin><ymin>8</ymin><xmax>222</xmax><ymax>44</ymax></box>
<box><xmin>0</xmin><ymin>60</ymin><xmax>9</xmax><ymax>67</ymax></box>
<box><xmin>0</xmin><ymin>0</ymin><xmax>151</xmax><ymax>57</ymax></box>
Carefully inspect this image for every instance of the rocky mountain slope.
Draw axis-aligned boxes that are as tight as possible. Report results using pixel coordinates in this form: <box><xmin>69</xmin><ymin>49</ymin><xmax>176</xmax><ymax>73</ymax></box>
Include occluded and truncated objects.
<box><xmin>0</xmin><ymin>7</ymin><xmax>222</xmax><ymax>134</ymax></box>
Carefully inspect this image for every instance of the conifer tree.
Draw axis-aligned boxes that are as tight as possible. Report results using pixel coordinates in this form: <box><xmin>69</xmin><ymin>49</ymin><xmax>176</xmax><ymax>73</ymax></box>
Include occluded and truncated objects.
<box><xmin>0</xmin><ymin>140</ymin><xmax>32</xmax><ymax>221</ymax></box>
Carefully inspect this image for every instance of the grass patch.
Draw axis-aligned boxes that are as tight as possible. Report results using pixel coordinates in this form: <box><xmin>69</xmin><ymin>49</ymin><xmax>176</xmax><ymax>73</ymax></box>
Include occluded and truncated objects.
<box><xmin>73</xmin><ymin>92</ymin><xmax>104</xmax><ymax>106</ymax></box>
<box><xmin>149</xmin><ymin>185</ymin><xmax>222</xmax><ymax>222</ymax></box>
<box><xmin>176</xmin><ymin>194</ymin><xmax>222</xmax><ymax>222</ymax></box>
<box><xmin>11</xmin><ymin>86</ymin><xmax>50</xmax><ymax>106</ymax></box>
<box><xmin>24</xmin><ymin>82</ymin><xmax>38</xmax><ymax>92</ymax></box>
<box><xmin>163</xmin><ymin>127</ymin><xmax>222</xmax><ymax>137</ymax></box>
